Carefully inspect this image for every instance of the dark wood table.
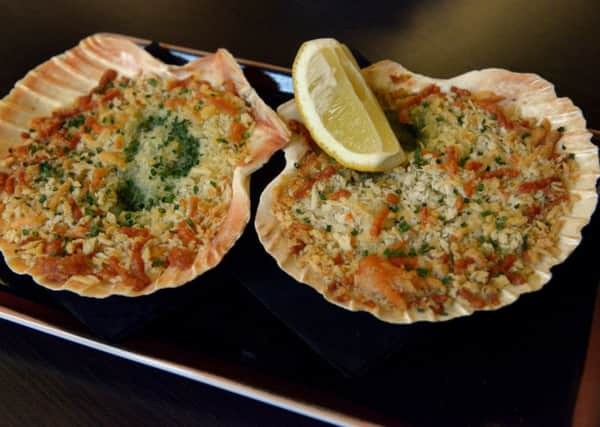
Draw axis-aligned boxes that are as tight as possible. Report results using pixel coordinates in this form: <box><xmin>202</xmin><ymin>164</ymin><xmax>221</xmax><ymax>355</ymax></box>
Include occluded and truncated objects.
<box><xmin>0</xmin><ymin>1</ymin><xmax>599</xmax><ymax>426</ymax></box>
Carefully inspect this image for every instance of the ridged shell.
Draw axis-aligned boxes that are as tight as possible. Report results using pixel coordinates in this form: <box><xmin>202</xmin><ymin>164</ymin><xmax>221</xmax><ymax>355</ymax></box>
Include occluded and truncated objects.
<box><xmin>255</xmin><ymin>60</ymin><xmax>599</xmax><ymax>323</ymax></box>
<box><xmin>0</xmin><ymin>33</ymin><xmax>290</xmax><ymax>297</ymax></box>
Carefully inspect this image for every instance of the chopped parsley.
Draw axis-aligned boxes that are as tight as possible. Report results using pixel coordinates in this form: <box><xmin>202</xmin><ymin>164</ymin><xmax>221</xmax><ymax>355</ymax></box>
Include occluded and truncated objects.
<box><xmin>85</xmin><ymin>192</ymin><xmax>96</xmax><ymax>205</ymax></box>
<box><xmin>153</xmin><ymin>117</ymin><xmax>201</xmax><ymax>179</ymax></box>
<box><xmin>418</xmin><ymin>243</ymin><xmax>432</xmax><ymax>254</ymax></box>
<box><xmin>416</xmin><ymin>268</ymin><xmax>429</xmax><ymax>277</ymax></box>
<box><xmin>123</xmin><ymin>138</ymin><xmax>141</xmax><ymax>162</ymax></box>
<box><xmin>65</xmin><ymin>115</ymin><xmax>85</xmax><ymax>129</ymax></box>
<box><xmin>384</xmin><ymin>248</ymin><xmax>406</xmax><ymax>258</ymax></box>
<box><xmin>496</xmin><ymin>216</ymin><xmax>508</xmax><ymax>230</ymax></box>
<box><xmin>87</xmin><ymin>224</ymin><xmax>101</xmax><ymax>237</ymax></box>
<box><xmin>39</xmin><ymin>161</ymin><xmax>63</xmax><ymax>179</ymax></box>
<box><xmin>117</xmin><ymin>179</ymin><xmax>146</xmax><ymax>211</ymax></box>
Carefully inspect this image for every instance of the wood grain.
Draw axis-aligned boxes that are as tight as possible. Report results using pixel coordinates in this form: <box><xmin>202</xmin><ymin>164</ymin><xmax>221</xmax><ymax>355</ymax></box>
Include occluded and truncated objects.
<box><xmin>0</xmin><ymin>319</ymin><xmax>324</xmax><ymax>427</ymax></box>
<box><xmin>573</xmin><ymin>284</ymin><xmax>600</xmax><ymax>427</ymax></box>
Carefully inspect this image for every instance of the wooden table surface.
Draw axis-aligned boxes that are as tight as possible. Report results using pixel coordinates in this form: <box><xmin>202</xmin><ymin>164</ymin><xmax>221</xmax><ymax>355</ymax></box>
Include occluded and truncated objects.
<box><xmin>0</xmin><ymin>1</ymin><xmax>599</xmax><ymax>426</ymax></box>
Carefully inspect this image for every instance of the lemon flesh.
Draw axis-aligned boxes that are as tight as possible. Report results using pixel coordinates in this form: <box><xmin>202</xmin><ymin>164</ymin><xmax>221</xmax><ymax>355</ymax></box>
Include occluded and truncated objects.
<box><xmin>293</xmin><ymin>39</ymin><xmax>405</xmax><ymax>171</ymax></box>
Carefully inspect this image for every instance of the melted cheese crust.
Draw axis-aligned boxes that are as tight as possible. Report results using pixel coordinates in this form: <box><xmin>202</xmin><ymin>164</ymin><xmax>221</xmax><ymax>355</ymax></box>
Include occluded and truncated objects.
<box><xmin>272</xmin><ymin>84</ymin><xmax>577</xmax><ymax>314</ymax></box>
<box><xmin>0</xmin><ymin>70</ymin><xmax>255</xmax><ymax>290</ymax></box>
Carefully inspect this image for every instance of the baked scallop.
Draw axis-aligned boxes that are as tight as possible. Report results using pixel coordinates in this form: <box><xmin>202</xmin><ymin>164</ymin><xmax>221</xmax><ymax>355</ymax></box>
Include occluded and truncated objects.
<box><xmin>0</xmin><ymin>33</ymin><xmax>289</xmax><ymax>297</ymax></box>
<box><xmin>255</xmin><ymin>60</ymin><xmax>599</xmax><ymax>323</ymax></box>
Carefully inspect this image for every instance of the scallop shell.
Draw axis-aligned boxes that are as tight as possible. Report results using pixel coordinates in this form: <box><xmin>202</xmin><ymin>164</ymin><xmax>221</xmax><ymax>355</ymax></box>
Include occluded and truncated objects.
<box><xmin>0</xmin><ymin>33</ymin><xmax>290</xmax><ymax>297</ymax></box>
<box><xmin>255</xmin><ymin>60</ymin><xmax>599</xmax><ymax>323</ymax></box>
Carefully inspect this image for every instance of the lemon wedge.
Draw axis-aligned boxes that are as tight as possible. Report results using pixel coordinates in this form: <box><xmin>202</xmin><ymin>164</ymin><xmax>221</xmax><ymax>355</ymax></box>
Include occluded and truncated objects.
<box><xmin>292</xmin><ymin>38</ymin><xmax>405</xmax><ymax>171</ymax></box>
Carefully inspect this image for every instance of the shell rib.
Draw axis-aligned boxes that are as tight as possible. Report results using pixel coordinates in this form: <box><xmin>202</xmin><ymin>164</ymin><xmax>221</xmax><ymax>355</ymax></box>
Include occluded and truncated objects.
<box><xmin>255</xmin><ymin>61</ymin><xmax>599</xmax><ymax>323</ymax></box>
<box><xmin>0</xmin><ymin>33</ymin><xmax>289</xmax><ymax>297</ymax></box>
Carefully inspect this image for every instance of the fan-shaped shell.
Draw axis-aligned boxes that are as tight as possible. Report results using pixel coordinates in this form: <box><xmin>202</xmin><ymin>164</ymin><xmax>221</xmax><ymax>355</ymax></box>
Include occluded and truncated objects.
<box><xmin>255</xmin><ymin>60</ymin><xmax>599</xmax><ymax>323</ymax></box>
<box><xmin>0</xmin><ymin>33</ymin><xmax>289</xmax><ymax>297</ymax></box>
